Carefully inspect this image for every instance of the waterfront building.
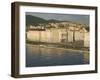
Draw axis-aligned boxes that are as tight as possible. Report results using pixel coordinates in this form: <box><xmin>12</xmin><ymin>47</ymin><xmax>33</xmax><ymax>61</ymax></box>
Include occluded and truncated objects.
<box><xmin>26</xmin><ymin>22</ymin><xmax>89</xmax><ymax>47</ymax></box>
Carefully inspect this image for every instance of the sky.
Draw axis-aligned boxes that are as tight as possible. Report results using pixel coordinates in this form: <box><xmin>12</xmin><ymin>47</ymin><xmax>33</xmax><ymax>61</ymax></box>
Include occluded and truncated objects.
<box><xmin>26</xmin><ymin>12</ymin><xmax>89</xmax><ymax>26</ymax></box>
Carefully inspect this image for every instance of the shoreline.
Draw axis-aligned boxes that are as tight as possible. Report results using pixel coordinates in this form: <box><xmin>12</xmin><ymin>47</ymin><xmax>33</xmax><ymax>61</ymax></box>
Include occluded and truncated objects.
<box><xmin>26</xmin><ymin>43</ymin><xmax>89</xmax><ymax>53</ymax></box>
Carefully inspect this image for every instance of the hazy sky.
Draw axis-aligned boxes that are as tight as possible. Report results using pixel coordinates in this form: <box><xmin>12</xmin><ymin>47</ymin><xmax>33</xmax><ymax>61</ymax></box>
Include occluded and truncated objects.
<box><xmin>26</xmin><ymin>12</ymin><xmax>89</xmax><ymax>26</ymax></box>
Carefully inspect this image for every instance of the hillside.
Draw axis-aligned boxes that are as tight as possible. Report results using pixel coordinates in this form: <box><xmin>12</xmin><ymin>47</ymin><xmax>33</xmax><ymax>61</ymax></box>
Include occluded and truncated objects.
<box><xmin>26</xmin><ymin>15</ymin><xmax>89</xmax><ymax>30</ymax></box>
<box><xmin>26</xmin><ymin>15</ymin><xmax>61</xmax><ymax>27</ymax></box>
<box><xmin>26</xmin><ymin>15</ymin><xmax>47</xmax><ymax>26</ymax></box>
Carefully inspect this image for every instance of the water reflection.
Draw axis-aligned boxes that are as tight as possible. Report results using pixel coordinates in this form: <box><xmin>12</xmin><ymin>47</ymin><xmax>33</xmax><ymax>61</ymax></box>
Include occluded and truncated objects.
<box><xmin>26</xmin><ymin>44</ymin><xmax>89</xmax><ymax>67</ymax></box>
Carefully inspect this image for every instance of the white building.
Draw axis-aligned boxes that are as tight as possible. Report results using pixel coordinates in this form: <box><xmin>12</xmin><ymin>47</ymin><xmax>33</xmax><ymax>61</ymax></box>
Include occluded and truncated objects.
<box><xmin>26</xmin><ymin>22</ymin><xmax>89</xmax><ymax>47</ymax></box>
<box><xmin>84</xmin><ymin>32</ymin><xmax>89</xmax><ymax>47</ymax></box>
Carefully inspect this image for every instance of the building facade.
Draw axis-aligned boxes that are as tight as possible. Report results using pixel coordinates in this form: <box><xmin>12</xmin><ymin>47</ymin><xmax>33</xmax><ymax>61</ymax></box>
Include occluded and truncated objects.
<box><xmin>26</xmin><ymin>22</ymin><xmax>89</xmax><ymax>47</ymax></box>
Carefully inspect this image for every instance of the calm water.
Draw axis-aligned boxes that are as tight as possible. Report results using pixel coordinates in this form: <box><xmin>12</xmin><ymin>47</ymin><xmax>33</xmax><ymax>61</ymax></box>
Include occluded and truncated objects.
<box><xmin>26</xmin><ymin>44</ymin><xmax>89</xmax><ymax>67</ymax></box>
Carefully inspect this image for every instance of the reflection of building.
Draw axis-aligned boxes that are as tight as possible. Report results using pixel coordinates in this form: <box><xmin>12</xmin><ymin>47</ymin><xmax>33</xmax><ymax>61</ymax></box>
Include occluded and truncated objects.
<box><xmin>26</xmin><ymin>22</ymin><xmax>89</xmax><ymax>47</ymax></box>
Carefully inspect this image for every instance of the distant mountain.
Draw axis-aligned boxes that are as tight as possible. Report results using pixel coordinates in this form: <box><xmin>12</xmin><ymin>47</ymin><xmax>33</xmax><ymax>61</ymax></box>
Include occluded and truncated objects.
<box><xmin>26</xmin><ymin>15</ymin><xmax>89</xmax><ymax>29</ymax></box>
<box><xmin>48</xmin><ymin>19</ymin><xmax>60</xmax><ymax>23</ymax></box>
<box><xmin>26</xmin><ymin>15</ymin><xmax>62</xmax><ymax>27</ymax></box>
<box><xmin>26</xmin><ymin>15</ymin><xmax>47</xmax><ymax>26</ymax></box>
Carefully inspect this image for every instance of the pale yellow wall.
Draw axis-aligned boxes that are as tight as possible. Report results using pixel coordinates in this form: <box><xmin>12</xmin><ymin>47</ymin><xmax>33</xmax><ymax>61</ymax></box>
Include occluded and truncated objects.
<box><xmin>27</xmin><ymin>26</ymin><xmax>89</xmax><ymax>47</ymax></box>
<box><xmin>27</xmin><ymin>29</ymin><xmax>60</xmax><ymax>43</ymax></box>
<box><xmin>50</xmin><ymin>29</ymin><xmax>60</xmax><ymax>43</ymax></box>
<box><xmin>75</xmin><ymin>31</ymin><xmax>84</xmax><ymax>41</ymax></box>
<box><xmin>27</xmin><ymin>31</ymin><xmax>40</xmax><ymax>42</ymax></box>
<box><xmin>68</xmin><ymin>31</ymin><xmax>73</xmax><ymax>42</ymax></box>
<box><xmin>84</xmin><ymin>32</ymin><xmax>89</xmax><ymax>47</ymax></box>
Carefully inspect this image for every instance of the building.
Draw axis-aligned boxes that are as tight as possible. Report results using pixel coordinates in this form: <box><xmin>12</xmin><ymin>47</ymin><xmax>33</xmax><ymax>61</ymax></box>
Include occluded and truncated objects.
<box><xmin>84</xmin><ymin>32</ymin><xmax>89</xmax><ymax>47</ymax></box>
<box><xmin>26</xmin><ymin>22</ymin><xmax>89</xmax><ymax>47</ymax></box>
